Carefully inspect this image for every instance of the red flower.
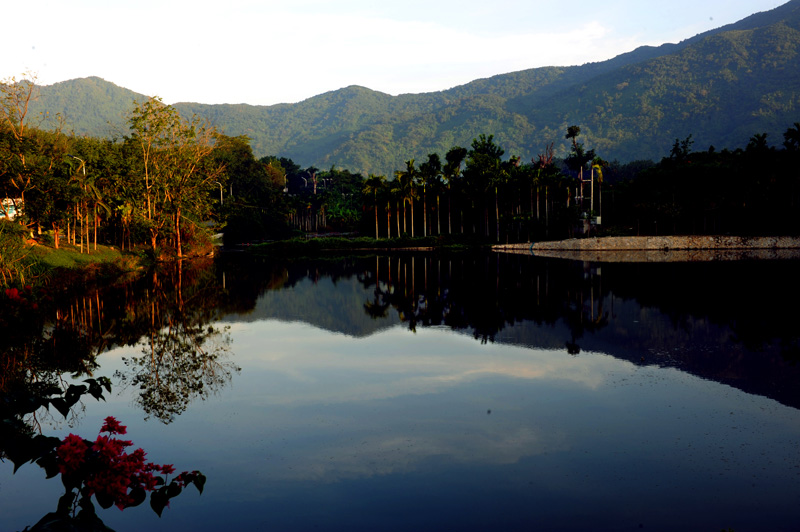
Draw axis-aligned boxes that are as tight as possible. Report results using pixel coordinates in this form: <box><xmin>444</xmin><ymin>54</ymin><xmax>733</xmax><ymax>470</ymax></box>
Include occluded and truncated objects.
<box><xmin>100</xmin><ymin>416</ymin><xmax>127</xmax><ymax>435</ymax></box>
<box><xmin>54</xmin><ymin>418</ymin><xmax>198</xmax><ymax>513</ymax></box>
<box><xmin>56</xmin><ymin>434</ymin><xmax>89</xmax><ymax>475</ymax></box>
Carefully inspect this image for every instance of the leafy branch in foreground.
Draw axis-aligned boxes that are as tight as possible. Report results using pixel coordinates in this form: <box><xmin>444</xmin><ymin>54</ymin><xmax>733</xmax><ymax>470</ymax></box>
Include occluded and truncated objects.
<box><xmin>1</xmin><ymin>377</ymin><xmax>204</xmax><ymax>531</ymax></box>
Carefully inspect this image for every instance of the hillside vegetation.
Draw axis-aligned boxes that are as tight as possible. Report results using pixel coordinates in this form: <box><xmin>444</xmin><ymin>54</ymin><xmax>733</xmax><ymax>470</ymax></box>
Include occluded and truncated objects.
<box><xmin>25</xmin><ymin>0</ymin><xmax>800</xmax><ymax>176</ymax></box>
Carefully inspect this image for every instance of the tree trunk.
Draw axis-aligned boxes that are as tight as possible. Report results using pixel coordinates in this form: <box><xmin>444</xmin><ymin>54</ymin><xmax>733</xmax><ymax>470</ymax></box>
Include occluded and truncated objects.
<box><xmin>52</xmin><ymin>222</ymin><xmax>60</xmax><ymax>249</ymax></box>
<box><xmin>176</xmin><ymin>208</ymin><xmax>182</xmax><ymax>258</ymax></box>
<box><xmin>495</xmin><ymin>186</ymin><xmax>500</xmax><ymax>242</ymax></box>
<box><xmin>411</xmin><ymin>199</ymin><xmax>415</xmax><ymax>238</ymax></box>
<box><xmin>423</xmin><ymin>188</ymin><xmax>427</xmax><ymax>237</ymax></box>
<box><xmin>374</xmin><ymin>194</ymin><xmax>379</xmax><ymax>239</ymax></box>
<box><xmin>436</xmin><ymin>195</ymin><xmax>441</xmax><ymax>235</ymax></box>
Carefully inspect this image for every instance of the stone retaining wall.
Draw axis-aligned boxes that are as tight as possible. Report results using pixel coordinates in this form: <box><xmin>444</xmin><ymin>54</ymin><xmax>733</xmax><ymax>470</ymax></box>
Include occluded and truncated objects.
<box><xmin>494</xmin><ymin>236</ymin><xmax>800</xmax><ymax>252</ymax></box>
<box><xmin>493</xmin><ymin>236</ymin><xmax>800</xmax><ymax>262</ymax></box>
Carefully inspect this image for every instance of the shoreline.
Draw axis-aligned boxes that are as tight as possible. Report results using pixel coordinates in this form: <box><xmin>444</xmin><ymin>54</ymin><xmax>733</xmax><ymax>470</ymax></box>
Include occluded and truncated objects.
<box><xmin>493</xmin><ymin>236</ymin><xmax>800</xmax><ymax>262</ymax></box>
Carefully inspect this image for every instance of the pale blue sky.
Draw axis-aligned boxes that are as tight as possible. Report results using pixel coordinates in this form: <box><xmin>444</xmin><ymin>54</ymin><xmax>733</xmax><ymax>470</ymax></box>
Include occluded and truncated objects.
<box><xmin>3</xmin><ymin>0</ymin><xmax>788</xmax><ymax>106</ymax></box>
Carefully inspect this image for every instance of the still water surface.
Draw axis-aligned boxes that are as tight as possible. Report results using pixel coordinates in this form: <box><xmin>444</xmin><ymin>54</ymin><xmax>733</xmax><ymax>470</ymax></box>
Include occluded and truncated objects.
<box><xmin>2</xmin><ymin>253</ymin><xmax>800</xmax><ymax>531</ymax></box>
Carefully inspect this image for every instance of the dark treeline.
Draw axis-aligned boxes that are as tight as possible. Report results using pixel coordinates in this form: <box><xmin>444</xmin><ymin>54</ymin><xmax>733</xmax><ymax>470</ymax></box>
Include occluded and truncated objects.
<box><xmin>4</xmin><ymin>76</ymin><xmax>800</xmax><ymax>268</ymax></box>
<box><xmin>237</xmin><ymin>122</ymin><xmax>800</xmax><ymax>245</ymax></box>
<box><xmin>611</xmin><ymin>129</ymin><xmax>800</xmax><ymax>235</ymax></box>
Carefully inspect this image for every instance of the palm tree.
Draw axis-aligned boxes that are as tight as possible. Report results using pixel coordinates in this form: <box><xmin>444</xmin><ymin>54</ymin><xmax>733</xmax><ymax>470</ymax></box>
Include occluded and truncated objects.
<box><xmin>363</xmin><ymin>174</ymin><xmax>386</xmax><ymax>239</ymax></box>
<box><xmin>389</xmin><ymin>178</ymin><xmax>402</xmax><ymax>237</ymax></box>
<box><xmin>464</xmin><ymin>135</ymin><xmax>504</xmax><ymax>240</ymax></box>
<box><xmin>443</xmin><ymin>146</ymin><xmax>467</xmax><ymax>235</ymax></box>
<box><xmin>419</xmin><ymin>153</ymin><xmax>442</xmax><ymax>237</ymax></box>
<box><xmin>395</xmin><ymin>160</ymin><xmax>418</xmax><ymax>237</ymax></box>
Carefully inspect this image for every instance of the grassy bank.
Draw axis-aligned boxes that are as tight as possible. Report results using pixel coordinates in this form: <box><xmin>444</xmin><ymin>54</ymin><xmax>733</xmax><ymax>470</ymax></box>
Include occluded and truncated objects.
<box><xmin>0</xmin><ymin>222</ymin><xmax>145</xmax><ymax>289</ymax></box>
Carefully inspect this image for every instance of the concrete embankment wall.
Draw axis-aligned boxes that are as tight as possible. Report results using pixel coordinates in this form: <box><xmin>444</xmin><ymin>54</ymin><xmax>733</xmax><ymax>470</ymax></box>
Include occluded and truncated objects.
<box><xmin>493</xmin><ymin>236</ymin><xmax>800</xmax><ymax>262</ymax></box>
<box><xmin>497</xmin><ymin>236</ymin><xmax>800</xmax><ymax>252</ymax></box>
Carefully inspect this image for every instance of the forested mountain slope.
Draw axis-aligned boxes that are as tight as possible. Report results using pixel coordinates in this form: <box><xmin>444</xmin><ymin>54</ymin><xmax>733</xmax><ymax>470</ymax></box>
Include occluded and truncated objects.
<box><xmin>29</xmin><ymin>0</ymin><xmax>800</xmax><ymax>176</ymax></box>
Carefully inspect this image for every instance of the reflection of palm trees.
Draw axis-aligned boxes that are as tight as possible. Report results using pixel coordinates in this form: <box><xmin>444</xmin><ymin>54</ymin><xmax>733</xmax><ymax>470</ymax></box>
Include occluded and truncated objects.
<box><xmin>351</xmin><ymin>252</ymin><xmax>617</xmax><ymax>349</ymax></box>
<box><xmin>362</xmin><ymin>256</ymin><xmax>390</xmax><ymax>319</ymax></box>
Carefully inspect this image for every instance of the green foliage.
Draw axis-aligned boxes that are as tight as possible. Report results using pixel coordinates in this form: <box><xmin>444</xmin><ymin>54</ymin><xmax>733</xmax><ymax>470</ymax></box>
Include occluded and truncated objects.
<box><xmin>216</xmin><ymin>136</ymin><xmax>293</xmax><ymax>246</ymax></box>
<box><xmin>1</xmin><ymin>379</ymin><xmax>204</xmax><ymax>529</ymax></box>
<box><xmin>0</xmin><ymin>220</ymin><xmax>38</xmax><ymax>286</ymax></box>
<box><xmin>610</xmin><ymin>124</ymin><xmax>800</xmax><ymax>235</ymax></box>
<box><xmin>24</xmin><ymin>2</ymin><xmax>800</xmax><ymax>176</ymax></box>
<box><xmin>125</xmin><ymin>97</ymin><xmax>223</xmax><ymax>257</ymax></box>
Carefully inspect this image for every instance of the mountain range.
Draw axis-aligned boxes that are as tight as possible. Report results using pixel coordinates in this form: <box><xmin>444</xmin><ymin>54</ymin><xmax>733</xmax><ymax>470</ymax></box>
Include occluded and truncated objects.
<box><xmin>28</xmin><ymin>0</ymin><xmax>800</xmax><ymax>176</ymax></box>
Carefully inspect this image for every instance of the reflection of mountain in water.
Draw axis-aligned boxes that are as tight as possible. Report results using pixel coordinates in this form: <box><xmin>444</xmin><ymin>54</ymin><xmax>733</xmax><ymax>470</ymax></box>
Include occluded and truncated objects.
<box><xmin>217</xmin><ymin>253</ymin><xmax>800</xmax><ymax>411</ymax></box>
<box><xmin>220</xmin><ymin>274</ymin><xmax>402</xmax><ymax>336</ymax></box>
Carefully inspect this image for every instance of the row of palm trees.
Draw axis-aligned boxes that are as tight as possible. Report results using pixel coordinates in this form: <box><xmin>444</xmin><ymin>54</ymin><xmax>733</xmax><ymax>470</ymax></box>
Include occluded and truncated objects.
<box><xmin>361</xmin><ymin>135</ymin><xmax>594</xmax><ymax>242</ymax></box>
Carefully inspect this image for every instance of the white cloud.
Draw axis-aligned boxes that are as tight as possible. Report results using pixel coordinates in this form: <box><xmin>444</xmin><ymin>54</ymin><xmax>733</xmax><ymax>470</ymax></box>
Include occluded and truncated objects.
<box><xmin>3</xmin><ymin>0</ymin><xmax>788</xmax><ymax>106</ymax></box>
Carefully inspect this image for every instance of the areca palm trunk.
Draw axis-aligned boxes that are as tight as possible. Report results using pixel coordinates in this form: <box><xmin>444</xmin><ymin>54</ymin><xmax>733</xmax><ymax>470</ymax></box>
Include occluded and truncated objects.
<box><xmin>410</xmin><ymin>199</ymin><xmax>415</xmax><ymax>237</ymax></box>
<box><xmin>423</xmin><ymin>188</ymin><xmax>427</xmax><ymax>237</ymax></box>
<box><xmin>495</xmin><ymin>186</ymin><xmax>500</xmax><ymax>242</ymax></box>
<box><xmin>447</xmin><ymin>190</ymin><xmax>453</xmax><ymax>235</ymax></box>
<box><xmin>374</xmin><ymin>192</ymin><xmax>379</xmax><ymax>239</ymax></box>
<box><xmin>436</xmin><ymin>194</ymin><xmax>441</xmax><ymax>235</ymax></box>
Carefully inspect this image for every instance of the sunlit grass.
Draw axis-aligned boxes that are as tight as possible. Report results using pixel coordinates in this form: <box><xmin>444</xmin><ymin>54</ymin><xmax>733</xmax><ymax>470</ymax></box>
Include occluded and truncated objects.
<box><xmin>29</xmin><ymin>242</ymin><xmax>126</xmax><ymax>269</ymax></box>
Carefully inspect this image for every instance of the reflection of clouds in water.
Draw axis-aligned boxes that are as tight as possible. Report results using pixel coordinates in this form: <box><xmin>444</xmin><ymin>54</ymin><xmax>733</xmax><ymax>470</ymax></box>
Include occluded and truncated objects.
<box><xmin>261</xmin><ymin>421</ymin><xmax>567</xmax><ymax>483</ymax></box>
<box><xmin>223</xmin><ymin>317</ymin><xmax>598</xmax><ymax>483</ymax></box>
<box><xmin>232</xmin><ymin>320</ymin><xmax>628</xmax><ymax>406</ymax></box>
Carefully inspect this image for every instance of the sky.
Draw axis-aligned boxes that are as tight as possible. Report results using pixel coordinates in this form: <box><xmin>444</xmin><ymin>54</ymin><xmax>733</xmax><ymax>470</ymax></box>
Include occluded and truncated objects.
<box><xmin>3</xmin><ymin>0</ymin><xmax>789</xmax><ymax>106</ymax></box>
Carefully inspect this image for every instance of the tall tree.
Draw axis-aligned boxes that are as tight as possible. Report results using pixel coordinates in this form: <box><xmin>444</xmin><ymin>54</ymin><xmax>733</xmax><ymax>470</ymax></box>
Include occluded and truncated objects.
<box><xmin>443</xmin><ymin>146</ymin><xmax>467</xmax><ymax>235</ymax></box>
<box><xmin>418</xmin><ymin>153</ymin><xmax>441</xmax><ymax>237</ymax></box>
<box><xmin>363</xmin><ymin>174</ymin><xmax>386</xmax><ymax>239</ymax></box>
<box><xmin>395</xmin><ymin>160</ymin><xmax>418</xmax><ymax>237</ymax></box>
<box><xmin>564</xmin><ymin>125</ymin><xmax>595</xmax><ymax>213</ymax></box>
<box><xmin>464</xmin><ymin>135</ymin><xmax>505</xmax><ymax>240</ymax></box>
<box><xmin>0</xmin><ymin>74</ymin><xmax>67</xmax><ymax>226</ymax></box>
<box><xmin>125</xmin><ymin>97</ymin><xmax>223</xmax><ymax>257</ymax></box>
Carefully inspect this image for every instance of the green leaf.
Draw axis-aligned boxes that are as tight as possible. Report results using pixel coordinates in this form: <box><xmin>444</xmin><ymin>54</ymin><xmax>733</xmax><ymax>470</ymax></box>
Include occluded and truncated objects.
<box><xmin>166</xmin><ymin>482</ymin><xmax>182</xmax><ymax>499</ymax></box>
<box><xmin>193</xmin><ymin>473</ymin><xmax>206</xmax><ymax>495</ymax></box>
<box><xmin>50</xmin><ymin>397</ymin><xmax>70</xmax><ymax>418</ymax></box>
<box><xmin>36</xmin><ymin>452</ymin><xmax>61</xmax><ymax>479</ymax></box>
<box><xmin>128</xmin><ymin>486</ymin><xmax>147</xmax><ymax>508</ymax></box>
<box><xmin>95</xmin><ymin>489</ymin><xmax>114</xmax><ymax>510</ymax></box>
<box><xmin>150</xmin><ymin>490</ymin><xmax>168</xmax><ymax>517</ymax></box>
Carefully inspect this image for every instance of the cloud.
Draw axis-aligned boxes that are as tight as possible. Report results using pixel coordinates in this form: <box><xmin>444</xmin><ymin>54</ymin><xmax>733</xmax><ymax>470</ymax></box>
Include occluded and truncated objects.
<box><xmin>4</xmin><ymin>0</ymin><xmax>783</xmax><ymax>105</ymax></box>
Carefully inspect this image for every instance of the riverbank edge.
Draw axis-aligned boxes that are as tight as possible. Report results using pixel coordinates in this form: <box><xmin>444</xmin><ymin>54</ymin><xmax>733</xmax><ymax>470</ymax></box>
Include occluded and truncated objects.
<box><xmin>495</xmin><ymin>235</ymin><xmax>800</xmax><ymax>252</ymax></box>
<box><xmin>492</xmin><ymin>236</ymin><xmax>800</xmax><ymax>262</ymax></box>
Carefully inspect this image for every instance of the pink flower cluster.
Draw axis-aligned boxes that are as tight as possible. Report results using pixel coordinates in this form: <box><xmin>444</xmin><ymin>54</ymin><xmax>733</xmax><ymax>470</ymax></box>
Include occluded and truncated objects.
<box><xmin>56</xmin><ymin>416</ymin><xmax>178</xmax><ymax>510</ymax></box>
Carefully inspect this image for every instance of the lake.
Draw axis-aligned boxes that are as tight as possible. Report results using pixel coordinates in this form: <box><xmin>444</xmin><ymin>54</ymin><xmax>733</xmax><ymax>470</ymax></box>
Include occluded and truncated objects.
<box><xmin>2</xmin><ymin>252</ymin><xmax>800</xmax><ymax>531</ymax></box>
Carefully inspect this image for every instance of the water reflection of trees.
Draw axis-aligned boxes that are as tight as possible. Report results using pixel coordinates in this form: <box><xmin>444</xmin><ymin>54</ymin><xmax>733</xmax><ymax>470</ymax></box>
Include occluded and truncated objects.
<box><xmin>114</xmin><ymin>262</ymin><xmax>237</xmax><ymax>423</ymax></box>
<box><xmin>1</xmin><ymin>261</ymin><xmax>231</xmax><ymax>530</ymax></box>
<box><xmin>218</xmin><ymin>252</ymin><xmax>800</xmax><ymax>409</ymax></box>
<box><xmin>0</xmin><ymin>259</ymin><xmax>237</xmax><ymax>424</ymax></box>
<box><xmin>353</xmin><ymin>253</ymin><xmax>612</xmax><ymax>345</ymax></box>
